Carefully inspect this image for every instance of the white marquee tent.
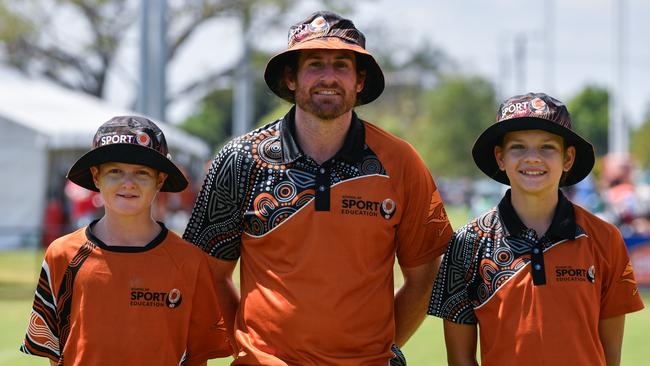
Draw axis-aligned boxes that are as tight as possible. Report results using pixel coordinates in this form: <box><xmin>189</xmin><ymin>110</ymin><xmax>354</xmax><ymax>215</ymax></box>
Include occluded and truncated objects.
<box><xmin>0</xmin><ymin>69</ymin><xmax>210</xmax><ymax>249</ymax></box>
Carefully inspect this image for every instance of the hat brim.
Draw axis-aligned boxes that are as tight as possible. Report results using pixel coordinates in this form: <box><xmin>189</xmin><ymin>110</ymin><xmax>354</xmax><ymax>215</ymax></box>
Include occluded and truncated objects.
<box><xmin>472</xmin><ymin>117</ymin><xmax>595</xmax><ymax>186</ymax></box>
<box><xmin>264</xmin><ymin>37</ymin><xmax>384</xmax><ymax>106</ymax></box>
<box><xmin>67</xmin><ymin>144</ymin><xmax>189</xmax><ymax>192</ymax></box>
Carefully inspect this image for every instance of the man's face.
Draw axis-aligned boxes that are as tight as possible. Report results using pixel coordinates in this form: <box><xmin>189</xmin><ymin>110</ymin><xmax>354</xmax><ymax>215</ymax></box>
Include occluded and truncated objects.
<box><xmin>285</xmin><ymin>49</ymin><xmax>366</xmax><ymax>120</ymax></box>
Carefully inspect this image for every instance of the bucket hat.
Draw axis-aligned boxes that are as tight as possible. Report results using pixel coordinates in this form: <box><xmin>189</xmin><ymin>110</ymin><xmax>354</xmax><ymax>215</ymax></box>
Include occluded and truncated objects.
<box><xmin>67</xmin><ymin>116</ymin><xmax>188</xmax><ymax>192</ymax></box>
<box><xmin>472</xmin><ymin>92</ymin><xmax>595</xmax><ymax>186</ymax></box>
<box><xmin>264</xmin><ymin>10</ymin><xmax>384</xmax><ymax>105</ymax></box>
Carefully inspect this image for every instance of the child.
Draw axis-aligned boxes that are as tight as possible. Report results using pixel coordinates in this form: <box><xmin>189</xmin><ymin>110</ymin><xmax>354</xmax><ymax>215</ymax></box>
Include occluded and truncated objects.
<box><xmin>428</xmin><ymin>93</ymin><xmax>644</xmax><ymax>365</ymax></box>
<box><xmin>20</xmin><ymin>116</ymin><xmax>231</xmax><ymax>365</ymax></box>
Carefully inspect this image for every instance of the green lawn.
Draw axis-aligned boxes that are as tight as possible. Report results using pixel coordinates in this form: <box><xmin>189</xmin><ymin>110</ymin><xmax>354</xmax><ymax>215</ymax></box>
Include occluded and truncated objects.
<box><xmin>3</xmin><ymin>211</ymin><xmax>649</xmax><ymax>366</ymax></box>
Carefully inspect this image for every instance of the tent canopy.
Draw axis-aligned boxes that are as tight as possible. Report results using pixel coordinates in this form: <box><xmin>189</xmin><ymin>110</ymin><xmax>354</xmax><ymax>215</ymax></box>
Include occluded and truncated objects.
<box><xmin>0</xmin><ymin>69</ymin><xmax>208</xmax><ymax>157</ymax></box>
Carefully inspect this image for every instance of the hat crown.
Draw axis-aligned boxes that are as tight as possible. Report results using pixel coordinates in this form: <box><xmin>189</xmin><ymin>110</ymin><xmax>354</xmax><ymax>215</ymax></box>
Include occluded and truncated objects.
<box><xmin>92</xmin><ymin>116</ymin><xmax>169</xmax><ymax>157</ymax></box>
<box><xmin>287</xmin><ymin>11</ymin><xmax>365</xmax><ymax>49</ymax></box>
<box><xmin>497</xmin><ymin>92</ymin><xmax>573</xmax><ymax>130</ymax></box>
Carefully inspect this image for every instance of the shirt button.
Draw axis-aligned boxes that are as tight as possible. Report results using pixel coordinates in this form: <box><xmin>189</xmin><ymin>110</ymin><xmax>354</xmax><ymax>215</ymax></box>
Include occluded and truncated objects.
<box><xmin>534</xmin><ymin>264</ymin><xmax>542</xmax><ymax>271</ymax></box>
<box><xmin>533</xmin><ymin>248</ymin><xmax>540</xmax><ymax>254</ymax></box>
<box><xmin>318</xmin><ymin>185</ymin><xmax>326</xmax><ymax>192</ymax></box>
<box><xmin>319</xmin><ymin>168</ymin><xmax>326</xmax><ymax>174</ymax></box>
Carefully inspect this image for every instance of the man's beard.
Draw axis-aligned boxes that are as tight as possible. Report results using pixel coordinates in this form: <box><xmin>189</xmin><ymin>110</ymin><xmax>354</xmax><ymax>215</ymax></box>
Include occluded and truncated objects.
<box><xmin>294</xmin><ymin>82</ymin><xmax>357</xmax><ymax>120</ymax></box>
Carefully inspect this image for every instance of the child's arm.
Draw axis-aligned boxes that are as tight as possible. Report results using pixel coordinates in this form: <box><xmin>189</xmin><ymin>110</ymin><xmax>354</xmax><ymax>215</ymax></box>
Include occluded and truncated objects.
<box><xmin>598</xmin><ymin>315</ymin><xmax>625</xmax><ymax>366</ymax></box>
<box><xmin>49</xmin><ymin>361</ymin><xmax>57</xmax><ymax>366</ymax></box>
<box><xmin>443</xmin><ymin>320</ymin><xmax>479</xmax><ymax>366</ymax></box>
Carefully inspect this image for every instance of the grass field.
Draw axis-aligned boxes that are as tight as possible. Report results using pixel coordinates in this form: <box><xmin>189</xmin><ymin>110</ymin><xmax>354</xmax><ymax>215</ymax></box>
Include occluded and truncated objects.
<box><xmin>2</xmin><ymin>205</ymin><xmax>649</xmax><ymax>365</ymax></box>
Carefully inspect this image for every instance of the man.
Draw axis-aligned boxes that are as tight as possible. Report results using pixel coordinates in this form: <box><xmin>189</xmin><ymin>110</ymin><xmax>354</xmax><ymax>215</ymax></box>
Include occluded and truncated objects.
<box><xmin>184</xmin><ymin>11</ymin><xmax>452</xmax><ymax>366</ymax></box>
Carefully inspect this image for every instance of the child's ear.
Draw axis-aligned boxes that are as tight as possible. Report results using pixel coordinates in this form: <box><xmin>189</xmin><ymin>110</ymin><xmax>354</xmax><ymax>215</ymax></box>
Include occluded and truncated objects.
<box><xmin>564</xmin><ymin>146</ymin><xmax>576</xmax><ymax>172</ymax></box>
<box><xmin>90</xmin><ymin>166</ymin><xmax>100</xmax><ymax>188</ymax></box>
<box><xmin>157</xmin><ymin>172</ymin><xmax>168</xmax><ymax>190</ymax></box>
<box><xmin>494</xmin><ymin>145</ymin><xmax>505</xmax><ymax>171</ymax></box>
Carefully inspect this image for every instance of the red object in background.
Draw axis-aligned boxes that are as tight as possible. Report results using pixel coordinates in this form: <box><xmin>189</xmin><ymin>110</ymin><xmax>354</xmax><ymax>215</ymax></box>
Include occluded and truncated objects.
<box><xmin>65</xmin><ymin>181</ymin><xmax>103</xmax><ymax>228</ymax></box>
<box><xmin>42</xmin><ymin>198</ymin><xmax>66</xmax><ymax>248</ymax></box>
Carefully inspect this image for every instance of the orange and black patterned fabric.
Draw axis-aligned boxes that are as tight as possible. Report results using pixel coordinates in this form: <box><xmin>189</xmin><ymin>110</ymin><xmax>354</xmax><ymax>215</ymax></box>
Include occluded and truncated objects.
<box><xmin>184</xmin><ymin>107</ymin><xmax>452</xmax><ymax>365</ymax></box>
<box><xmin>20</xmin><ymin>223</ymin><xmax>231</xmax><ymax>366</ymax></box>
<box><xmin>429</xmin><ymin>190</ymin><xmax>644</xmax><ymax>365</ymax></box>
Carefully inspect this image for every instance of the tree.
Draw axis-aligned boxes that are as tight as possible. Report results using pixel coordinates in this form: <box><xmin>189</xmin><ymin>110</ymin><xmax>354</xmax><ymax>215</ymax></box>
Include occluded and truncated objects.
<box><xmin>409</xmin><ymin>75</ymin><xmax>497</xmax><ymax>178</ymax></box>
<box><xmin>180</xmin><ymin>49</ymin><xmax>286</xmax><ymax>151</ymax></box>
<box><xmin>567</xmin><ymin>85</ymin><xmax>609</xmax><ymax>156</ymax></box>
<box><xmin>631</xmin><ymin>112</ymin><xmax>650</xmax><ymax>169</ymax></box>
<box><xmin>0</xmin><ymin>0</ymin><xmax>299</xmax><ymax>99</ymax></box>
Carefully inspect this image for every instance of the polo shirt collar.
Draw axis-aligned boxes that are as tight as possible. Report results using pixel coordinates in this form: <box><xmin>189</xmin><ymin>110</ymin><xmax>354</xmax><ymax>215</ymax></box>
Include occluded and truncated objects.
<box><xmin>498</xmin><ymin>189</ymin><xmax>577</xmax><ymax>241</ymax></box>
<box><xmin>279</xmin><ymin>106</ymin><xmax>366</xmax><ymax>164</ymax></box>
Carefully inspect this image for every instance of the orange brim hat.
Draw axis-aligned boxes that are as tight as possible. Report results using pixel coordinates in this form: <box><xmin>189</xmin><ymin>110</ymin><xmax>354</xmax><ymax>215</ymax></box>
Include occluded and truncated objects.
<box><xmin>264</xmin><ymin>11</ymin><xmax>384</xmax><ymax>106</ymax></box>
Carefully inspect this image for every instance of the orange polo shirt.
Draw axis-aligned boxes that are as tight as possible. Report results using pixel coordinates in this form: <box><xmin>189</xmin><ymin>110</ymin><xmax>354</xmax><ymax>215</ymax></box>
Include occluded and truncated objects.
<box><xmin>429</xmin><ymin>190</ymin><xmax>644</xmax><ymax>366</ymax></box>
<box><xmin>21</xmin><ymin>223</ymin><xmax>231</xmax><ymax>365</ymax></box>
<box><xmin>185</xmin><ymin>108</ymin><xmax>452</xmax><ymax>365</ymax></box>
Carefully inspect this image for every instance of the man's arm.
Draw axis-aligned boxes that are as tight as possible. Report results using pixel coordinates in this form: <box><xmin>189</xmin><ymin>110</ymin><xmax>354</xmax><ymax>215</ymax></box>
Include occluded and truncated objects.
<box><xmin>599</xmin><ymin>315</ymin><xmax>625</xmax><ymax>366</ymax></box>
<box><xmin>393</xmin><ymin>256</ymin><xmax>441</xmax><ymax>346</ymax></box>
<box><xmin>443</xmin><ymin>320</ymin><xmax>479</xmax><ymax>366</ymax></box>
<box><xmin>207</xmin><ymin>258</ymin><xmax>240</xmax><ymax>353</ymax></box>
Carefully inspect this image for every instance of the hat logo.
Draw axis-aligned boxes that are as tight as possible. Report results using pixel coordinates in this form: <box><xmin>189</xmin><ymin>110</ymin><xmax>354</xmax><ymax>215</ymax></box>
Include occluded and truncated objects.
<box><xmin>288</xmin><ymin>16</ymin><xmax>330</xmax><ymax>46</ymax></box>
<box><xmin>309</xmin><ymin>16</ymin><xmax>329</xmax><ymax>32</ymax></box>
<box><xmin>136</xmin><ymin>132</ymin><xmax>151</xmax><ymax>147</ymax></box>
<box><xmin>501</xmin><ymin>102</ymin><xmax>530</xmax><ymax>119</ymax></box>
<box><xmin>530</xmin><ymin>97</ymin><xmax>548</xmax><ymax>113</ymax></box>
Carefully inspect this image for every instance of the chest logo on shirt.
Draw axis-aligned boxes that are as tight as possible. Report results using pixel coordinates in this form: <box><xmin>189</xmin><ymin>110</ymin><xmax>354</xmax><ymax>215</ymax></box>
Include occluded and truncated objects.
<box><xmin>341</xmin><ymin>196</ymin><xmax>396</xmax><ymax>220</ymax></box>
<box><xmin>555</xmin><ymin>265</ymin><xmax>596</xmax><ymax>284</ymax></box>
<box><xmin>130</xmin><ymin>287</ymin><xmax>183</xmax><ymax>309</ymax></box>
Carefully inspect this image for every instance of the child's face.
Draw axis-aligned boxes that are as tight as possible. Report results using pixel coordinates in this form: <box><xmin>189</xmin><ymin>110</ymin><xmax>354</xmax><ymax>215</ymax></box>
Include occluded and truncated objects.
<box><xmin>494</xmin><ymin>129</ymin><xmax>575</xmax><ymax>197</ymax></box>
<box><xmin>90</xmin><ymin>162</ymin><xmax>167</xmax><ymax>218</ymax></box>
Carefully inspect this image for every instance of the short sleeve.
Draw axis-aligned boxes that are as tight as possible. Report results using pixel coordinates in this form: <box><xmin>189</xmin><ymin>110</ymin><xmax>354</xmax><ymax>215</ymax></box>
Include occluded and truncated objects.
<box><xmin>395</xmin><ymin>147</ymin><xmax>453</xmax><ymax>267</ymax></box>
<box><xmin>428</xmin><ymin>226</ymin><xmax>478</xmax><ymax>324</ymax></box>
<box><xmin>599</xmin><ymin>228</ymin><xmax>645</xmax><ymax>319</ymax></box>
<box><xmin>183</xmin><ymin>142</ymin><xmax>248</xmax><ymax>260</ymax></box>
<box><xmin>19</xmin><ymin>252</ymin><xmax>61</xmax><ymax>361</ymax></box>
<box><xmin>184</xmin><ymin>253</ymin><xmax>233</xmax><ymax>365</ymax></box>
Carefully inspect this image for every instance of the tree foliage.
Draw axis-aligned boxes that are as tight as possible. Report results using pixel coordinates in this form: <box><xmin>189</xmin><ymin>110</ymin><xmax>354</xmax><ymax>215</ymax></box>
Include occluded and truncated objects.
<box><xmin>0</xmin><ymin>0</ymin><xmax>295</xmax><ymax>98</ymax></box>
<box><xmin>631</xmin><ymin>112</ymin><xmax>650</xmax><ymax>169</ymax></box>
<box><xmin>180</xmin><ymin>49</ymin><xmax>284</xmax><ymax>152</ymax></box>
<box><xmin>410</xmin><ymin>76</ymin><xmax>497</xmax><ymax>177</ymax></box>
<box><xmin>566</xmin><ymin>85</ymin><xmax>609</xmax><ymax>156</ymax></box>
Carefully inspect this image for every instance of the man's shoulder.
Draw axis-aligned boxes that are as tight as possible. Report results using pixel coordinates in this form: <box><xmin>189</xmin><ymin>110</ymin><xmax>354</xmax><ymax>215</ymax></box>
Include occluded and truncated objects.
<box><xmin>212</xmin><ymin>118</ymin><xmax>282</xmax><ymax>160</ymax></box>
<box><xmin>362</xmin><ymin>120</ymin><xmax>414</xmax><ymax>152</ymax></box>
<box><xmin>361</xmin><ymin>119</ymin><xmax>427</xmax><ymax>176</ymax></box>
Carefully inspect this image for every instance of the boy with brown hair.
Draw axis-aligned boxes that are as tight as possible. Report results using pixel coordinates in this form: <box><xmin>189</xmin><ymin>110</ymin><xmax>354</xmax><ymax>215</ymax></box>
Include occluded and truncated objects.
<box><xmin>428</xmin><ymin>93</ymin><xmax>644</xmax><ymax>365</ymax></box>
<box><xmin>20</xmin><ymin>116</ymin><xmax>231</xmax><ymax>365</ymax></box>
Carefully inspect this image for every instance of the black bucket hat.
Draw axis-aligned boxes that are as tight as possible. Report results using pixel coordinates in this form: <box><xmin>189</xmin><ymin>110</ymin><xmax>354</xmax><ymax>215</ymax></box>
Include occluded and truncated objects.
<box><xmin>472</xmin><ymin>92</ymin><xmax>595</xmax><ymax>187</ymax></box>
<box><xmin>67</xmin><ymin>116</ymin><xmax>188</xmax><ymax>192</ymax></box>
<box><xmin>264</xmin><ymin>10</ymin><xmax>384</xmax><ymax>106</ymax></box>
